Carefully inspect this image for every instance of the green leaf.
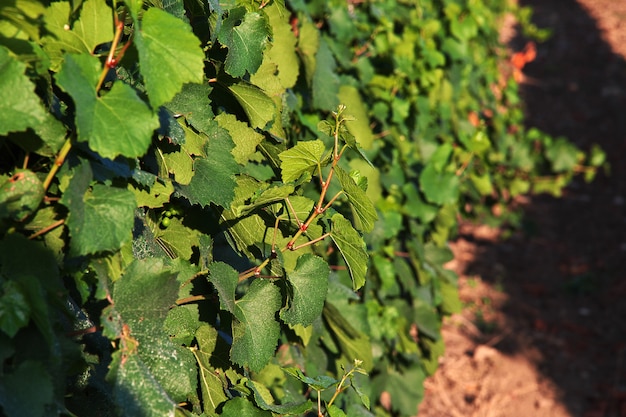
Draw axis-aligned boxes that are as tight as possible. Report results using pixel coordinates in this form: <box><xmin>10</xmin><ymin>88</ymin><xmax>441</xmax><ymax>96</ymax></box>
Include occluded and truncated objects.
<box><xmin>193</xmin><ymin>325</ymin><xmax>229</xmax><ymax>414</ymax></box>
<box><xmin>227</xmin><ymin>81</ymin><xmax>276</xmax><ymax>129</ymax></box>
<box><xmin>373</xmin><ymin>367</ymin><xmax>425</xmax><ymax>416</ymax></box>
<box><xmin>323</xmin><ymin>302</ymin><xmax>373</xmax><ymax>371</ymax></box>
<box><xmin>176</xmin><ymin>125</ymin><xmax>239</xmax><ymax>208</ymax></box>
<box><xmin>110</xmin><ymin>259</ymin><xmax>197</xmax><ymax>402</ymax></box>
<box><xmin>312</xmin><ymin>39</ymin><xmax>340</xmax><ymax>111</ymax></box>
<box><xmin>110</xmin><ymin>352</ymin><xmax>177</xmax><ymax>417</ymax></box>
<box><xmin>419</xmin><ymin>164</ymin><xmax>460</xmax><ymax>205</ymax></box>
<box><xmin>0</xmin><ymin>46</ymin><xmax>47</xmax><ymax>135</ymax></box>
<box><xmin>207</xmin><ymin>262</ymin><xmax>239</xmax><ymax>314</ymax></box>
<box><xmin>154</xmin><ymin>217</ymin><xmax>200</xmax><ymax>260</ymax></box>
<box><xmin>232</xmin><ymin>182</ymin><xmax>295</xmax><ymax>217</ymax></box>
<box><xmin>330</xmin><ymin>213</ymin><xmax>368</xmax><ymax>290</ymax></box>
<box><xmin>251</xmin><ymin>2</ymin><xmax>299</xmax><ymax>90</ymax></box>
<box><xmin>283</xmin><ymin>367</ymin><xmax>339</xmax><ymax>390</ymax></box>
<box><xmin>218</xmin><ymin>7</ymin><xmax>270</xmax><ymax>77</ymax></box>
<box><xmin>546</xmin><ymin>137</ymin><xmax>581</xmax><ymax>172</ymax></box>
<box><xmin>216</xmin><ymin>113</ymin><xmax>264</xmax><ymax>164</ymax></box>
<box><xmin>328</xmin><ymin>404</ymin><xmax>347</xmax><ymax>417</ymax></box>
<box><xmin>42</xmin><ymin>0</ymin><xmax>114</xmax><ymax>70</ymax></box>
<box><xmin>0</xmin><ymin>360</ymin><xmax>54</xmax><ymax>417</ymax></box>
<box><xmin>165</xmin><ymin>83</ymin><xmax>215</xmax><ymax>134</ymax></box>
<box><xmin>280</xmin><ymin>254</ymin><xmax>329</xmax><ymax>326</ymax></box>
<box><xmin>0</xmin><ymin>169</ymin><xmax>45</xmax><ymax>221</ymax></box>
<box><xmin>61</xmin><ymin>163</ymin><xmax>136</xmax><ymax>256</ymax></box>
<box><xmin>334</xmin><ymin>166</ymin><xmax>377</xmax><ymax>233</ymax></box>
<box><xmin>278</xmin><ymin>140</ymin><xmax>326</xmax><ymax>183</ymax></box>
<box><xmin>337</xmin><ymin>86</ymin><xmax>374</xmax><ymax>150</ymax></box>
<box><xmin>135</xmin><ymin>7</ymin><xmax>204</xmax><ymax>108</ymax></box>
<box><xmin>231</xmin><ymin>279</ymin><xmax>281</xmax><ymax>372</ymax></box>
<box><xmin>56</xmin><ymin>53</ymin><xmax>159</xmax><ymax>159</ymax></box>
<box><xmin>0</xmin><ymin>281</ymin><xmax>30</xmax><ymax>337</ymax></box>
<box><xmin>221</xmin><ymin>397</ymin><xmax>272</xmax><ymax>417</ymax></box>
<box><xmin>247</xmin><ymin>380</ymin><xmax>313</xmax><ymax>415</ymax></box>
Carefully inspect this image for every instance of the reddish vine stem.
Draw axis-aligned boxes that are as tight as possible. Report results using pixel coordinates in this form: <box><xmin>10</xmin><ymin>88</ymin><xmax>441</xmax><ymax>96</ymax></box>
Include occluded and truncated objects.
<box><xmin>29</xmin><ymin>219</ymin><xmax>65</xmax><ymax>240</ymax></box>
<box><xmin>238</xmin><ymin>108</ymin><xmax>351</xmax><ymax>282</ymax></box>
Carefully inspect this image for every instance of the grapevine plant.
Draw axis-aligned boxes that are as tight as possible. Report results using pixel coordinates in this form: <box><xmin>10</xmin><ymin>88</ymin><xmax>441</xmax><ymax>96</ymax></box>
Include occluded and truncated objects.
<box><xmin>0</xmin><ymin>0</ymin><xmax>604</xmax><ymax>416</ymax></box>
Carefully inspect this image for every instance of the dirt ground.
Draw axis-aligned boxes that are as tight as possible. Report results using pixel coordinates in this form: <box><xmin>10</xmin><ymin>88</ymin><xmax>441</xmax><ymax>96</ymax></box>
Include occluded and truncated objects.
<box><xmin>417</xmin><ymin>1</ymin><xmax>626</xmax><ymax>416</ymax></box>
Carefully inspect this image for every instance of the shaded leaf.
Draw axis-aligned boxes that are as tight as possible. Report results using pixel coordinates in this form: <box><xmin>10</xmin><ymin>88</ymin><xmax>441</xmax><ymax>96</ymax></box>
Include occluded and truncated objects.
<box><xmin>280</xmin><ymin>254</ymin><xmax>329</xmax><ymax>326</ymax></box>
<box><xmin>176</xmin><ymin>127</ymin><xmax>239</xmax><ymax>208</ymax></box>
<box><xmin>218</xmin><ymin>8</ymin><xmax>270</xmax><ymax>77</ymax></box>
<box><xmin>0</xmin><ymin>360</ymin><xmax>54</xmax><ymax>417</ymax></box>
<box><xmin>207</xmin><ymin>262</ymin><xmax>239</xmax><ymax>314</ymax></box>
<box><xmin>231</xmin><ymin>279</ymin><xmax>281</xmax><ymax>372</ymax></box>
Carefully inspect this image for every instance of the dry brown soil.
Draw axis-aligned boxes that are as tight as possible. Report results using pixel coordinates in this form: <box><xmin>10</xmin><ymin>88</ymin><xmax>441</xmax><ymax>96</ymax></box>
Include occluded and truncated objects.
<box><xmin>417</xmin><ymin>1</ymin><xmax>626</xmax><ymax>416</ymax></box>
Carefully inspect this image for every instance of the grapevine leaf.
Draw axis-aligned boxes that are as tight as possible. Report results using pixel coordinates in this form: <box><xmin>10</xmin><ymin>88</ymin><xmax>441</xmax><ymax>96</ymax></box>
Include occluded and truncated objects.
<box><xmin>0</xmin><ymin>360</ymin><xmax>54</xmax><ymax>417</ymax></box>
<box><xmin>283</xmin><ymin>367</ymin><xmax>339</xmax><ymax>390</ymax></box>
<box><xmin>419</xmin><ymin>164</ymin><xmax>460</xmax><ymax>205</ymax></box>
<box><xmin>227</xmin><ymin>81</ymin><xmax>276</xmax><ymax>129</ymax></box>
<box><xmin>546</xmin><ymin>137</ymin><xmax>580</xmax><ymax>172</ymax></box>
<box><xmin>280</xmin><ymin>254</ymin><xmax>329</xmax><ymax>326</ymax></box>
<box><xmin>56</xmin><ymin>53</ymin><xmax>158</xmax><ymax>159</ymax></box>
<box><xmin>231</xmin><ymin>279</ymin><xmax>281</xmax><ymax>372</ymax></box>
<box><xmin>0</xmin><ymin>169</ymin><xmax>45</xmax><ymax>221</ymax></box>
<box><xmin>330</xmin><ymin>213</ymin><xmax>368</xmax><ymax>290</ymax></box>
<box><xmin>221</xmin><ymin>397</ymin><xmax>272</xmax><ymax>417</ymax></box>
<box><xmin>278</xmin><ymin>140</ymin><xmax>326</xmax><ymax>183</ymax></box>
<box><xmin>312</xmin><ymin>39</ymin><xmax>340</xmax><ymax>111</ymax></box>
<box><xmin>327</xmin><ymin>405</ymin><xmax>347</xmax><ymax>417</ymax></box>
<box><xmin>250</xmin><ymin>1</ymin><xmax>299</xmax><ymax>91</ymax></box>
<box><xmin>0</xmin><ymin>46</ymin><xmax>47</xmax><ymax>135</ymax></box>
<box><xmin>61</xmin><ymin>163</ymin><xmax>136</xmax><ymax>256</ymax></box>
<box><xmin>135</xmin><ymin>7</ymin><xmax>204</xmax><ymax>108</ymax></box>
<box><xmin>207</xmin><ymin>262</ymin><xmax>239</xmax><ymax>314</ymax></box>
<box><xmin>218</xmin><ymin>7</ymin><xmax>270</xmax><ymax>77</ymax></box>
<box><xmin>0</xmin><ymin>281</ymin><xmax>30</xmax><ymax>337</ymax></box>
<box><xmin>154</xmin><ymin>217</ymin><xmax>200</xmax><ymax>260</ymax></box>
<box><xmin>334</xmin><ymin>166</ymin><xmax>377</xmax><ymax>233</ymax></box>
<box><xmin>337</xmin><ymin>86</ymin><xmax>374</xmax><ymax>150</ymax></box>
<box><xmin>232</xmin><ymin>182</ymin><xmax>295</xmax><ymax>217</ymax></box>
<box><xmin>42</xmin><ymin>0</ymin><xmax>114</xmax><ymax>70</ymax></box>
<box><xmin>194</xmin><ymin>325</ymin><xmax>229</xmax><ymax>414</ymax></box>
<box><xmin>216</xmin><ymin>113</ymin><xmax>264</xmax><ymax>164</ymax></box>
<box><xmin>323</xmin><ymin>302</ymin><xmax>373</xmax><ymax>371</ymax></box>
<box><xmin>373</xmin><ymin>367</ymin><xmax>425</xmax><ymax>416</ymax></box>
<box><xmin>165</xmin><ymin>83</ymin><xmax>215</xmax><ymax>134</ymax></box>
<box><xmin>110</xmin><ymin>352</ymin><xmax>177</xmax><ymax>417</ymax></box>
<box><xmin>176</xmin><ymin>125</ymin><xmax>239</xmax><ymax>208</ymax></box>
<box><xmin>110</xmin><ymin>259</ymin><xmax>197</xmax><ymax>402</ymax></box>
<box><xmin>247</xmin><ymin>380</ymin><xmax>313</xmax><ymax>415</ymax></box>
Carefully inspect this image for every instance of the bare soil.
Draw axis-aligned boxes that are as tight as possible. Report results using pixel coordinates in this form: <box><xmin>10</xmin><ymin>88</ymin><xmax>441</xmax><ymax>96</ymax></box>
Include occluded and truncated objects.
<box><xmin>418</xmin><ymin>1</ymin><xmax>626</xmax><ymax>416</ymax></box>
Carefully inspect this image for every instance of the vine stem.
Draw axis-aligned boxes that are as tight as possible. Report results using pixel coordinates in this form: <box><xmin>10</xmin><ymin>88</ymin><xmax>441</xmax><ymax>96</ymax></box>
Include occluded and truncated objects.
<box><xmin>29</xmin><ymin>219</ymin><xmax>65</xmax><ymax>240</ymax></box>
<box><xmin>238</xmin><ymin>107</ymin><xmax>347</xmax><ymax>282</ymax></box>
<box><xmin>43</xmin><ymin>139</ymin><xmax>72</xmax><ymax>192</ymax></box>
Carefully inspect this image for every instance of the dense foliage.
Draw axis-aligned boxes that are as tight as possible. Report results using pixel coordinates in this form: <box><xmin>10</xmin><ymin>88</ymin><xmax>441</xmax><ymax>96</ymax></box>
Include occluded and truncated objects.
<box><xmin>0</xmin><ymin>0</ymin><xmax>604</xmax><ymax>416</ymax></box>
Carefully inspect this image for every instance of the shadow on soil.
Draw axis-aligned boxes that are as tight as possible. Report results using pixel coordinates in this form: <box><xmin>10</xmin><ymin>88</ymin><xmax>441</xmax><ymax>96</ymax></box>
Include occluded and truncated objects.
<box><xmin>459</xmin><ymin>0</ymin><xmax>626</xmax><ymax>416</ymax></box>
